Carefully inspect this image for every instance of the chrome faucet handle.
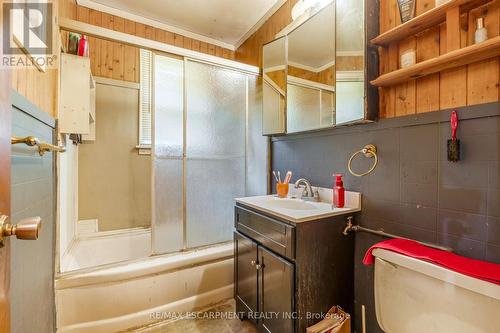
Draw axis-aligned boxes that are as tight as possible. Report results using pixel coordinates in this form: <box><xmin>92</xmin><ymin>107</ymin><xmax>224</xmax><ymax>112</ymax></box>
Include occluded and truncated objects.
<box><xmin>313</xmin><ymin>188</ymin><xmax>320</xmax><ymax>201</ymax></box>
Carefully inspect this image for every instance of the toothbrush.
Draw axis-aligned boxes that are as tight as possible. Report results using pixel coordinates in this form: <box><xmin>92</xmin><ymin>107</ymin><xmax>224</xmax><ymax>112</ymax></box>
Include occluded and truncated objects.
<box><xmin>272</xmin><ymin>171</ymin><xmax>279</xmax><ymax>183</ymax></box>
<box><xmin>284</xmin><ymin>171</ymin><xmax>292</xmax><ymax>184</ymax></box>
<box><xmin>278</xmin><ymin>171</ymin><xmax>282</xmax><ymax>184</ymax></box>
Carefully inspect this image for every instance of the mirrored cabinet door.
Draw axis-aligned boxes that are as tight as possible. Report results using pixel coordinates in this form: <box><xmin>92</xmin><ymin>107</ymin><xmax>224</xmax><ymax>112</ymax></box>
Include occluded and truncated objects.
<box><xmin>261</xmin><ymin>0</ymin><xmax>378</xmax><ymax>136</ymax></box>
<box><xmin>263</xmin><ymin>37</ymin><xmax>287</xmax><ymax>135</ymax></box>
<box><xmin>335</xmin><ymin>0</ymin><xmax>365</xmax><ymax>125</ymax></box>
<box><xmin>287</xmin><ymin>1</ymin><xmax>335</xmax><ymax>133</ymax></box>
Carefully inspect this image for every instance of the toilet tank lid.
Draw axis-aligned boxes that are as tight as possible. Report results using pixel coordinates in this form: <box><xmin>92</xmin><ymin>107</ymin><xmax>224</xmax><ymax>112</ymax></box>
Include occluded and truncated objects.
<box><xmin>373</xmin><ymin>249</ymin><xmax>500</xmax><ymax>301</ymax></box>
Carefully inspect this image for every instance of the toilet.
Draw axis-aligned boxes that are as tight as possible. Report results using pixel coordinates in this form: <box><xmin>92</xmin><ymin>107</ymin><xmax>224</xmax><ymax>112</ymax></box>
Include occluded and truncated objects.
<box><xmin>372</xmin><ymin>248</ymin><xmax>500</xmax><ymax>333</ymax></box>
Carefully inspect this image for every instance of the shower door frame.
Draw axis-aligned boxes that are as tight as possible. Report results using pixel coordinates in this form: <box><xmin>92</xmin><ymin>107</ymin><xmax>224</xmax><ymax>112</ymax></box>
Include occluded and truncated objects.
<box><xmin>151</xmin><ymin>53</ymin><xmax>267</xmax><ymax>255</ymax></box>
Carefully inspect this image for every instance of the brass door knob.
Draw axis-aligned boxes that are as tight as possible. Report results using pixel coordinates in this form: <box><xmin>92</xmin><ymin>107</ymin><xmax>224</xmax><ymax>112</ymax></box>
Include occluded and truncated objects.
<box><xmin>0</xmin><ymin>215</ymin><xmax>41</xmax><ymax>245</ymax></box>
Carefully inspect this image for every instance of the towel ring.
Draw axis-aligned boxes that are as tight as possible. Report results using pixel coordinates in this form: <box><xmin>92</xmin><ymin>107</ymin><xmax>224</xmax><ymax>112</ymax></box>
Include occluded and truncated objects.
<box><xmin>348</xmin><ymin>144</ymin><xmax>378</xmax><ymax>177</ymax></box>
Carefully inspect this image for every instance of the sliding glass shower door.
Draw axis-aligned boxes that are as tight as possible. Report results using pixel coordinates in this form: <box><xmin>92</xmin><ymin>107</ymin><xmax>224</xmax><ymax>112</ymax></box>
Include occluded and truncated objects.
<box><xmin>152</xmin><ymin>54</ymin><xmax>267</xmax><ymax>255</ymax></box>
<box><xmin>185</xmin><ymin>60</ymin><xmax>247</xmax><ymax>247</ymax></box>
<box><xmin>152</xmin><ymin>54</ymin><xmax>185</xmax><ymax>254</ymax></box>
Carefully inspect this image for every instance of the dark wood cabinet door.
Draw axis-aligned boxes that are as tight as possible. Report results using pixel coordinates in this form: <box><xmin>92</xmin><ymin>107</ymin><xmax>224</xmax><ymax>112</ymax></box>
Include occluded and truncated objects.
<box><xmin>235</xmin><ymin>232</ymin><xmax>259</xmax><ymax>322</ymax></box>
<box><xmin>259</xmin><ymin>246</ymin><xmax>294</xmax><ymax>333</ymax></box>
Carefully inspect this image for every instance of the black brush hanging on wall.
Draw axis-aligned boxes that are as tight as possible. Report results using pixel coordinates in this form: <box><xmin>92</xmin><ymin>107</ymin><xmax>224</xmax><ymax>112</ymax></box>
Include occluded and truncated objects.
<box><xmin>447</xmin><ymin>111</ymin><xmax>460</xmax><ymax>162</ymax></box>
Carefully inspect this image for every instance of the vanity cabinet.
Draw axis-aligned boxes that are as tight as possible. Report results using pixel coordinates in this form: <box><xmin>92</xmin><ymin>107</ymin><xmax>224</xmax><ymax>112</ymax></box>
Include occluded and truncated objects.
<box><xmin>234</xmin><ymin>205</ymin><xmax>356</xmax><ymax>332</ymax></box>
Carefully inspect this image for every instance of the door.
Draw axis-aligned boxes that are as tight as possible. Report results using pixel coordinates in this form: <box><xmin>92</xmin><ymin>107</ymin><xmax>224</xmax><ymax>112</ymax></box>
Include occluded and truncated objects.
<box><xmin>0</xmin><ymin>0</ymin><xmax>12</xmax><ymax>328</ymax></box>
<box><xmin>259</xmin><ymin>246</ymin><xmax>294</xmax><ymax>333</ymax></box>
<box><xmin>235</xmin><ymin>232</ymin><xmax>259</xmax><ymax>322</ymax></box>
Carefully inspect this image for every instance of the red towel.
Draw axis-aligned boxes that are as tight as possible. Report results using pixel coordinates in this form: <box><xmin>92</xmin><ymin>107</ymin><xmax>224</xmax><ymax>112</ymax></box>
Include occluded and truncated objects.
<box><xmin>363</xmin><ymin>238</ymin><xmax>500</xmax><ymax>285</ymax></box>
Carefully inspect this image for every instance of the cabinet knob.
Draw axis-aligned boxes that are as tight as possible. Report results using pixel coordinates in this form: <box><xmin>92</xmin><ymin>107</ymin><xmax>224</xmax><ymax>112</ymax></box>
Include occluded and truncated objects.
<box><xmin>255</xmin><ymin>264</ymin><xmax>264</xmax><ymax>270</ymax></box>
<box><xmin>250</xmin><ymin>260</ymin><xmax>257</xmax><ymax>266</ymax></box>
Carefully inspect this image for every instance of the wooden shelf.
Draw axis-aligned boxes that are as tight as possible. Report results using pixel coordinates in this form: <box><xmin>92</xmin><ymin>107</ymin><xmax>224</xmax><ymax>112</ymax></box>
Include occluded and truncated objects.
<box><xmin>371</xmin><ymin>36</ymin><xmax>500</xmax><ymax>87</ymax></box>
<box><xmin>371</xmin><ymin>0</ymin><xmax>490</xmax><ymax>46</ymax></box>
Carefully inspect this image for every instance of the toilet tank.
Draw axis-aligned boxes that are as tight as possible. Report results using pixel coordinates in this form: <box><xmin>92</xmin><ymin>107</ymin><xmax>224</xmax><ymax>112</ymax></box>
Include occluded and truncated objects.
<box><xmin>373</xmin><ymin>248</ymin><xmax>500</xmax><ymax>333</ymax></box>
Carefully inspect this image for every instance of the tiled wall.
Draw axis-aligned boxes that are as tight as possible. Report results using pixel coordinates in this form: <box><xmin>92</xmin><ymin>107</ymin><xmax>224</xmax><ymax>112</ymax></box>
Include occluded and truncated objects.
<box><xmin>10</xmin><ymin>94</ymin><xmax>55</xmax><ymax>333</ymax></box>
<box><xmin>272</xmin><ymin>102</ymin><xmax>500</xmax><ymax>332</ymax></box>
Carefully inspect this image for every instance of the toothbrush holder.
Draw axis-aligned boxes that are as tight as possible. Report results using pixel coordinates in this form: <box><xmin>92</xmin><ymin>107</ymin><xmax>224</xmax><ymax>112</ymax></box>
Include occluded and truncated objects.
<box><xmin>276</xmin><ymin>183</ymin><xmax>289</xmax><ymax>198</ymax></box>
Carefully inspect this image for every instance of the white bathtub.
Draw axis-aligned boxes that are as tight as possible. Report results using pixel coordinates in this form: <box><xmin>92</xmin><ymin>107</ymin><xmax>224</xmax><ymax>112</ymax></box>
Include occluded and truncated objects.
<box><xmin>55</xmin><ymin>242</ymin><xmax>234</xmax><ymax>333</ymax></box>
<box><xmin>60</xmin><ymin>227</ymin><xmax>152</xmax><ymax>272</ymax></box>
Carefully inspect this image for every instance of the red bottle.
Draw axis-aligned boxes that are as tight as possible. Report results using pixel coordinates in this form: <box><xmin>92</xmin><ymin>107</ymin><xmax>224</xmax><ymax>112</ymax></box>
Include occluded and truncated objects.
<box><xmin>333</xmin><ymin>174</ymin><xmax>345</xmax><ymax>208</ymax></box>
<box><xmin>78</xmin><ymin>34</ymin><xmax>89</xmax><ymax>57</ymax></box>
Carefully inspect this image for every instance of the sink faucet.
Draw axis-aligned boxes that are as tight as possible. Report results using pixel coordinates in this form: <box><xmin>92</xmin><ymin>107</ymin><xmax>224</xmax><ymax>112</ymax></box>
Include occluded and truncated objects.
<box><xmin>294</xmin><ymin>178</ymin><xmax>320</xmax><ymax>202</ymax></box>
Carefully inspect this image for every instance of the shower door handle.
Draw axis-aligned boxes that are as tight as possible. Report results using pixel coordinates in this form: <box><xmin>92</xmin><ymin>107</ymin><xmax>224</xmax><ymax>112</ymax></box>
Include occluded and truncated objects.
<box><xmin>0</xmin><ymin>215</ymin><xmax>42</xmax><ymax>246</ymax></box>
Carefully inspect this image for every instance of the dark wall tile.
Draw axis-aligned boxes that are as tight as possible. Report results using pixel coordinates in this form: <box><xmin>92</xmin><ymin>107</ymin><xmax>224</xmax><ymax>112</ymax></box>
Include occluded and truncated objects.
<box><xmin>488</xmin><ymin>189</ymin><xmax>500</xmax><ymax>217</ymax></box>
<box><xmin>486</xmin><ymin>244</ymin><xmax>500</xmax><ymax>264</ymax></box>
<box><xmin>439</xmin><ymin>162</ymin><xmax>489</xmax><ymax>189</ymax></box>
<box><xmin>437</xmin><ymin>233</ymin><xmax>486</xmax><ymax>260</ymax></box>
<box><xmin>437</xmin><ymin>209</ymin><xmax>487</xmax><ymax>241</ymax></box>
<box><xmin>401</xmin><ymin>160</ymin><xmax>437</xmax><ymax>184</ymax></box>
<box><xmin>489</xmin><ymin>162</ymin><xmax>500</xmax><ymax>190</ymax></box>
<box><xmin>272</xmin><ymin>107</ymin><xmax>500</xmax><ymax>332</ymax></box>
<box><xmin>439</xmin><ymin>185</ymin><xmax>487</xmax><ymax>214</ymax></box>
<box><xmin>361</xmin><ymin>217</ymin><xmax>437</xmax><ymax>245</ymax></box>
<box><xmin>487</xmin><ymin>216</ymin><xmax>500</xmax><ymax>246</ymax></box>
<box><xmin>400</xmin><ymin>124</ymin><xmax>438</xmax><ymax>161</ymax></box>
<box><xmin>363</xmin><ymin>198</ymin><xmax>401</xmax><ymax>223</ymax></box>
<box><xmin>402</xmin><ymin>182</ymin><xmax>438</xmax><ymax>207</ymax></box>
<box><xmin>400</xmin><ymin>203</ymin><xmax>437</xmax><ymax>231</ymax></box>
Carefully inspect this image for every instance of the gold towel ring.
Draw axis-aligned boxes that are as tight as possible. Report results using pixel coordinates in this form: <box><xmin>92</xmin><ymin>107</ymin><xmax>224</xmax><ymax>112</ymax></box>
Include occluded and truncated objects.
<box><xmin>348</xmin><ymin>144</ymin><xmax>378</xmax><ymax>177</ymax></box>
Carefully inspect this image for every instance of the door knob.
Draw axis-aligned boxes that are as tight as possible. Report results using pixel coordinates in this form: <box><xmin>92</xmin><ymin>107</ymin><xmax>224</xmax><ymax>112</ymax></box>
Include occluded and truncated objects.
<box><xmin>0</xmin><ymin>215</ymin><xmax>42</xmax><ymax>246</ymax></box>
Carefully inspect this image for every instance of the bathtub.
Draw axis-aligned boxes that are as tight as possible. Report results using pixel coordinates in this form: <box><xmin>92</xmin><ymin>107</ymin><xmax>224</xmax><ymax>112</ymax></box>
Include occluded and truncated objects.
<box><xmin>55</xmin><ymin>242</ymin><xmax>234</xmax><ymax>333</ymax></box>
<box><xmin>60</xmin><ymin>227</ymin><xmax>152</xmax><ymax>272</ymax></box>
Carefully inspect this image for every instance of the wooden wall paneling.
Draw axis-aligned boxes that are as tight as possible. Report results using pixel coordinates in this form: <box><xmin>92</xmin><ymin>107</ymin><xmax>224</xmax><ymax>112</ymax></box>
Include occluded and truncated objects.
<box><xmin>439</xmin><ymin>8</ymin><xmax>468</xmax><ymax>109</ymax></box>
<box><xmin>112</xmin><ymin>16</ymin><xmax>125</xmax><ymax>80</ymax></box>
<box><xmin>184</xmin><ymin>38</ymin><xmax>193</xmax><ymax>52</ymax></box>
<box><xmin>155</xmin><ymin>29</ymin><xmax>166</xmax><ymax>43</ymax></box>
<box><xmin>395</xmin><ymin>37</ymin><xmax>416</xmax><ymax>116</ymax></box>
<box><xmin>192</xmin><ymin>40</ymin><xmax>200</xmax><ymax>52</ymax></box>
<box><xmin>164</xmin><ymin>31</ymin><xmax>175</xmax><ymax>45</ymax></box>
<box><xmin>415</xmin><ymin>1</ymin><xmax>440</xmax><ymax>114</ymax></box>
<box><xmin>174</xmin><ymin>34</ymin><xmax>183</xmax><ymax>48</ymax></box>
<box><xmin>467</xmin><ymin>0</ymin><xmax>500</xmax><ymax>105</ymax></box>
<box><xmin>100</xmin><ymin>13</ymin><xmax>114</xmax><ymax>78</ymax></box>
<box><xmin>135</xmin><ymin>23</ymin><xmax>146</xmax><ymax>38</ymax></box>
<box><xmin>200</xmin><ymin>42</ymin><xmax>208</xmax><ymax>54</ymax></box>
<box><xmin>208</xmin><ymin>44</ymin><xmax>216</xmax><ymax>56</ymax></box>
<box><xmin>415</xmin><ymin>26</ymin><xmax>441</xmax><ymax>113</ymax></box>
<box><xmin>124</xmin><ymin>19</ymin><xmax>138</xmax><ymax>82</ymax></box>
<box><xmin>89</xmin><ymin>10</ymin><xmax>102</xmax><ymax>77</ymax></box>
<box><xmin>235</xmin><ymin>0</ymin><xmax>295</xmax><ymax>67</ymax></box>
<box><xmin>378</xmin><ymin>0</ymin><xmax>399</xmax><ymax>118</ymax></box>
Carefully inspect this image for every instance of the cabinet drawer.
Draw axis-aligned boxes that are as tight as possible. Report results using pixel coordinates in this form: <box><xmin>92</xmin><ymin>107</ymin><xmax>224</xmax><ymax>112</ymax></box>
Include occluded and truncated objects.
<box><xmin>235</xmin><ymin>206</ymin><xmax>295</xmax><ymax>260</ymax></box>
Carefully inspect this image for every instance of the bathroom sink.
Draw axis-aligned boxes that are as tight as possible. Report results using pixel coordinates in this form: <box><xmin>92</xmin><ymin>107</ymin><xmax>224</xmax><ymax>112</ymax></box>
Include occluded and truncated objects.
<box><xmin>267</xmin><ymin>198</ymin><xmax>318</xmax><ymax>211</ymax></box>
<box><xmin>235</xmin><ymin>188</ymin><xmax>361</xmax><ymax>223</ymax></box>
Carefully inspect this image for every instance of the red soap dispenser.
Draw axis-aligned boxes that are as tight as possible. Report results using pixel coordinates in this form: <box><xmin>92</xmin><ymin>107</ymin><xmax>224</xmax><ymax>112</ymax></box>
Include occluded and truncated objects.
<box><xmin>333</xmin><ymin>174</ymin><xmax>345</xmax><ymax>208</ymax></box>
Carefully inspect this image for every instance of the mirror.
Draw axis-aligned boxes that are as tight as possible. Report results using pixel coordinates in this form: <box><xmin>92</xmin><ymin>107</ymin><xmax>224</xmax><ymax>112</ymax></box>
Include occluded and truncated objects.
<box><xmin>287</xmin><ymin>2</ymin><xmax>335</xmax><ymax>133</ymax></box>
<box><xmin>262</xmin><ymin>0</ymin><xmax>373</xmax><ymax>135</ymax></box>
<box><xmin>263</xmin><ymin>37</ymin><xmax>286</xmax><ymax>135</ymax></box>
<box><xmin>336</xmin><ymin>0</ymin><xmax>365</xmax><ymax>124</ymax></box>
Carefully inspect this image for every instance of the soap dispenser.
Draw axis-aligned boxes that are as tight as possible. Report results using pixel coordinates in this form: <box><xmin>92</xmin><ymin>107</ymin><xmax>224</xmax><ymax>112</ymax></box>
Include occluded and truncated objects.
<box><xmin>333</xmin><ymin>174</ymin><xmax>345</xmax><ymax>208</ymax></box>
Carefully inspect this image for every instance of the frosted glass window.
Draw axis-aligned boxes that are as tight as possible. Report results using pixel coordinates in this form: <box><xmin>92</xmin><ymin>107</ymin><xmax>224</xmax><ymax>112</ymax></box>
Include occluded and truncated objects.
<box><xmin>152</xmin><ymin>54</ymin><xmax>184</xmax><ymax>254</ymax></box>
<box><xmin>287</xmin><ymin>84</ymin><xmax>321</xmax><ymax>133</ymax></box>
<box><xmin>185</xmin><ymin>60</ymin><xmax>247</xmax><ymax>248</ymax></box>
